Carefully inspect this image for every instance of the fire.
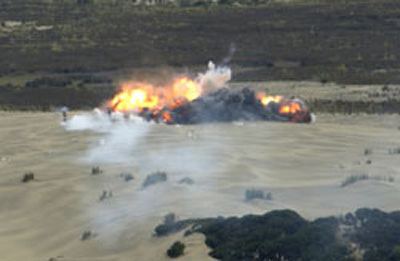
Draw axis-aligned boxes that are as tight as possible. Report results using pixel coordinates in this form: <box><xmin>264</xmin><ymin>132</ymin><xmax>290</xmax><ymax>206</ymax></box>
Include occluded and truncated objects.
<box><xmin>257</xmin><ymin>92</ymin><xmax>283</xmax><ymax>106</ymax></box>
<box><xmin>107</xmin><ymin>77</ymin><xmax>311</xmax><ymax>124</ymax></box>
<box><xmin>172</xmin><ymin>78</ymin><xmax>202</xmax><ymax>102</ymax></box>
<box><xmin>279</xmin><ymin>101</ymin><xmax>302</xmax><ymax>115</ymax></box>
<box><xmin>257</xmin><ymin>91</ymin><xmax>306</xmax><ymax>119</ymax></box>
<box><xmin>161</xmin><ymin>111</ymin><xmax>173</xmax><ymax>123</ymax></box>
<box><xmin>108</xmin><ymin>77</ymin><xmax>202</xmax><ymax>113</ymax></box>
<box><xmin>108</xmin><ymin>82</ymin><xmax>159</xmax><ymax>112</ymax></box>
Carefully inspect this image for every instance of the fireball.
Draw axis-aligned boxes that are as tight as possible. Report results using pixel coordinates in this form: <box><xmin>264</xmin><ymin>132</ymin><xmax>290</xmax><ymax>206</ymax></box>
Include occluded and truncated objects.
<box><xmin>257</xmin><ymin>91</ymin><xmax>306</xmax><ymax>119</ymax></box>
<box><xmin>172</xmin><ymin>77</ymin><xmax>202</xmax><ymax>102</ymax></box>
<box><xmin>108</xmin><ymin>77</ymin><xmax>202</xmax><ymax>113</ymax></box>
<box><xmin>257</xmin><ymin>92</ymin><xmax>283</xmax><ymax>106</ymax></box>
<box><xmin>108</xmin><ymin>82</ymin><xmax>160</xmax><ymax>112</ymax></box>
<box><xmin>107</xmin><ymin>76</ymin><xmax>311</xmax><ymax>124</ymax></box>
<box><xmin>279</xmin><ymin>101</ymin><xmax>302</xmax><ymax>115</ymax></box>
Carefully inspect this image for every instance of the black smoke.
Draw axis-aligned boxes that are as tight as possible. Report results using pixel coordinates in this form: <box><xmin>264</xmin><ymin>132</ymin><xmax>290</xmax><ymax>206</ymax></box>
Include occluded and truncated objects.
<box><xmin>140</xmin><ymin>88</ymin><xmax>312</xmax><ymax>124</ymax></box>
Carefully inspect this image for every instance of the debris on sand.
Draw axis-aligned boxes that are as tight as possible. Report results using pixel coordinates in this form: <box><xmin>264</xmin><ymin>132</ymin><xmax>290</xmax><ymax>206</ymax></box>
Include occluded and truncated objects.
<box><xmin>167</xmin><ymin>241</ymin><xmax>185</xmax><ymax>258</ymax></box>
<box><xmin>178</xmin><ymin>177</ymin><xmax>194</xmax><ymax>185</ymax></box>
<box><xmin>21</xmin><ymin>172</ymin><xmax>35</xmax><ymax>183</ymax></box>
<box><xmin>91</xmin><ymin>166</ymin><xmax>103</xmax><ymax>175</ymax></box>
<box><xmin>120</xmin><ymin>172</ymin><xmax>134</xmax><ymax>182</ymax></box>
<box><xmin>99</xmin><ymin>190</ymin><xmax>113</xmax><ymax>201</ymax></box>
<box><xmin>142</xmin><ymin>171</ymin><xmax>167</xmax><ymax>188</ymax></box>
<box><xmin>245</xmin><ymin>189</ymin><xmax>273</xmax><ymax>201</ymax></box>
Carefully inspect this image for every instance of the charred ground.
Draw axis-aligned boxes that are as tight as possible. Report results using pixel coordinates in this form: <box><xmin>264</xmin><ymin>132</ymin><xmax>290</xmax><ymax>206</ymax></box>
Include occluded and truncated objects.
<box><xmin>2</xmin><ymin>0</ymin><xmax>400</xmax><ymax>111</ymax></box>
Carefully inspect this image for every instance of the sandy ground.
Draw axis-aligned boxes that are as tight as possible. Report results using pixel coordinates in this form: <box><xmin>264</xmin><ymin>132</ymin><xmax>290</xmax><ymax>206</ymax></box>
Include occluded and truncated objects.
<box><xmin>1</xmin><ymin>111</ymin><xmax>400</xmax><ymax>261</ymax></box>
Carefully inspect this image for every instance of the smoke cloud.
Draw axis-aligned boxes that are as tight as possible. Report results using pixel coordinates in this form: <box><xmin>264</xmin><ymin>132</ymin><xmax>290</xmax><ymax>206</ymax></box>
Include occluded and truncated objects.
<box><xmin>64</xmin><ymin>110</ymin><xmax>150</xmax><ymax>164</ymax></box>
<box><xmin>197</xmin><ymin>61</ymin><xmax>232</xmax><ymax>93</ymax></box>
<box><xmin>64</xmin><ymin>109</ymin><xmax>113</xmax><ymax>133</ymax></box>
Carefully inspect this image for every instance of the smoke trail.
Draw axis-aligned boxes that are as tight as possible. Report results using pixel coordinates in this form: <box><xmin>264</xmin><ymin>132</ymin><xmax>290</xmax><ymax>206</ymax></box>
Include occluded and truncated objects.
<box><xmin>221</xmin><ymin>43</ymin><xmax>236</xmax><ymax>65</ymax></box>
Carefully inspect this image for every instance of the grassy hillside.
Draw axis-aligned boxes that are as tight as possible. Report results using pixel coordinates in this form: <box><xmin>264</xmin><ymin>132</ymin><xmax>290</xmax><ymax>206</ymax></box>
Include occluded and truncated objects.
<box><xmin>1</xmin><ymin>0</ymin><xmax>400</xmax><ymax>110</ymax></box>
<box><xmin>1</xmin><ymin>0</ymin><xmax>400</xmax><ymax>83</ymax></box>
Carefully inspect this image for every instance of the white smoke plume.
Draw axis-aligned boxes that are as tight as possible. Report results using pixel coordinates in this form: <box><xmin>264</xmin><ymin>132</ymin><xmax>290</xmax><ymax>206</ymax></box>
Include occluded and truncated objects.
<box><xmin>221</xmin><ymin>43</ymin><xmax>236</xmax><ymax>65</ymax></box>
<box><xmin>197</xmin><ymin>61</ymin><xmax>231</xmax><ymax>92</ymax></box>
<box><xmin>64</xmin><ymin>109</ymin><xmax>151</xmax><ymax>164</ymax></box>
<box><xmin>63</xmin><ymin>109</ymin><xmax>113</xmax><ymax>133</ymax></box>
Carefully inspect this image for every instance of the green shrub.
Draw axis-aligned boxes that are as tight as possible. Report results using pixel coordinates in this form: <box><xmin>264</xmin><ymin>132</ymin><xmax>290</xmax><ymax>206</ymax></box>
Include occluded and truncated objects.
<box><xmin>142</xmin><ymin>171</ymin><xmax>167</xmax><ymax>188</ymax></box>
<box><xmin>167</xmin><ymin>241</ymin><xmax>185</xmax><ymax>258</ymax></box>
<box><xmin>21</xmin><ymin>172</ymin><xmax>35</xmax><ymax>183</ymax></box>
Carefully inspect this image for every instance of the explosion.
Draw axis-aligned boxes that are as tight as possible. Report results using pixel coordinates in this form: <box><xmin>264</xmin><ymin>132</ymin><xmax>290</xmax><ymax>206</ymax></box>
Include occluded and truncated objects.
<box><xmin>107</xmin><ymin>63</ymin><xmax>312</xmax><ymax>124</ymax></box>
<box><xmin>257</xmin><ymin>93</ymin><xmax>283</xmax><ymax>107</ymax></box>
<box><xmin>108</xmin><ymin>77</ymin><xmax>201</xmax><ymax>113</ymax></box>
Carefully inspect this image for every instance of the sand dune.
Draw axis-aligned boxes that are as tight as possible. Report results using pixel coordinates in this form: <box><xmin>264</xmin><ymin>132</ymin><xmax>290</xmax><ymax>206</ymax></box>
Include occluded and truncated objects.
<box><xmin>1</xmin><ymin>112</ymin><xmax>400</xmax><ymax>261</ymax></box>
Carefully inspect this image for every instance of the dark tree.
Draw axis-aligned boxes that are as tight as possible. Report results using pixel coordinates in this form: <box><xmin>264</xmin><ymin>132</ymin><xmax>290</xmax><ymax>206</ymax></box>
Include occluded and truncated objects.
<box><xmin>167</xmin><ymin>241</ymin><xmax>185</xmax><ymax>258</ymax></box>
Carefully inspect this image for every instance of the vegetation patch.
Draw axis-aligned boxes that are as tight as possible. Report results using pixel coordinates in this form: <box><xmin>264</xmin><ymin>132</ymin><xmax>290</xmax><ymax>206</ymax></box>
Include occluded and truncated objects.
<box><xmin>166</xmin><ymin>241</ymin><xmax>186</xmax><ymax>258</ymax></box>
<box><xmin>99</xmin><ymin>190</ymin><xmax>113</xmax><ymax>201</ymax></box>
<box><xmin>388</xmin><ymin>147</ymin><xmax>400</xmax><ymax>155</ymax></box>
<box><xmin>245</xmin><ymin>189</ymin><xmax>273</xmax><ymax>201</ymax></box>
<box><xmin>178</xmin><ymin>177</ymin><xmax>194</xmax><ymax>185</ymax></box>
<box><xmin>157</xmin><ymin>208</ymin><xmax>400</xmax><ymax>260</ymax></box>
<box><xmin>154</xmin><ymin>213</ymin><xmax>192</xmax><ymax>237</ymax></box>
<box><xmin>91</xmin><ymin>166</ymin><xmax>103</xmax><ymax>175</ymax></box>
<box><xmin>120</xmin><ymin>172</ymin><xmax>134</xmax><ymax>182</ymax></box>
<box><xmin>1</xmin><ymin>0</ymin><xmax>400</xmax><ymax>85</ymax></box>
<box><xmin>21</xmin><ymin>172</ymin><xmax>35</xmax><ymax>183</ymax></box>
<box><xmin>341</xmin><ymin>174</ymin><xmax>395</xmax><ymax>187</ymax></box>
<box><xmin>142</xmin><ymin>171</ymin><xmax>168</xmax><ymax>188</ymax></box>
<box><xmin>81</xmin><ymin>230</ymin><xmax>95</xmax><ymax>241</ymax></box>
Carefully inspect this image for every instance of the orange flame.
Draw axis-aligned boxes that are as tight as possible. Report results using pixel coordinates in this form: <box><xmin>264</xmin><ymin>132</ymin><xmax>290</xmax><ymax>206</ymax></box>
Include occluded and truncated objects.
<box><xmin>108</xmin><ymin>81</ymin><xmax>309</xmax><ymax>124</ymax></box>
<box><xmin>257</xmin><ymin>91</ymin><xmax>305</xmax><ymax>116</ymax></box>
<box><xmin>161</xmin><ymin>111</ymin><xmax>173</xmax><ymax>123</ymax></box>
<box><xmin>256</xmin><ymin>92</ymin><xmax>283</xmax><ymax>106</ymax></box>
<box><xmin>172</xmin><ymin>78</ymin><xmax>202</xmax><ymax>102</ymax></box>
<box><xmin>279</xmin><ymin>101</ymin><xmax>302</xmax><ymax>115</ymax></box>
<box><xmin>108</xmin><ymin>82</ymin><xmax>159</xmax><ymax>112</ymax></box>
<box><xmin>108</xmin><ymin>77</ymin><xmax>202</xmax><ymax>112</ymax></box>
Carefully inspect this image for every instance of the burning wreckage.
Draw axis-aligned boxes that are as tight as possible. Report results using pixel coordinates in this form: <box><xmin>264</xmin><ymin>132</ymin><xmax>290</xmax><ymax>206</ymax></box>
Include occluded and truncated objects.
<box><xmin>135</xmin><ymin>88</ymin><xmax>312</xmax><ymax>124</ymax></box>
<box><xmin>105</xmin><ymin>64</ymin><xmax>312</xmax><ymax>124</ymax></box>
